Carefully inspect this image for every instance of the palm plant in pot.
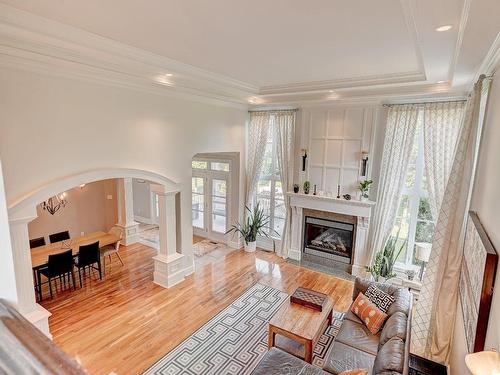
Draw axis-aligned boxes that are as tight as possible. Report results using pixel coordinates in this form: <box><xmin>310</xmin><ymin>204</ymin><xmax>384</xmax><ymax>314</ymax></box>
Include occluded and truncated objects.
<box><xmin>226</xmin><ymin>203</ymin><xmax>273</xmax><ymax>252</ymax></box>
<box><xmin>365</xmin><ymin>229</ymin><xmax>407</xmax><ymax>282</ymax></box>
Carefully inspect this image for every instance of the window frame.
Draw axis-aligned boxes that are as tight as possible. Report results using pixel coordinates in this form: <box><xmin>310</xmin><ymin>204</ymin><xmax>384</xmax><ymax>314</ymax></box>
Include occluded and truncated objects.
<box><xmin>393</xmin><ymin>115</ymin><xmax>435</xmax><ymax>272</ymax></box>
<box><xmin>253</xmin><ymin>118</ymin><xmax>285</xmax><ymax>241</ymax></box>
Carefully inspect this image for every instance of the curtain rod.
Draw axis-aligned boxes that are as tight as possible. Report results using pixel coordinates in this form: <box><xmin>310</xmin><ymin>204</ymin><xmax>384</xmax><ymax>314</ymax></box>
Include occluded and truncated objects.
<box><xmin>248</xmin><ymin>108</ymin><xmax>298</xmax><ymax>113</ymax></box>
<box><xmin>382</xmin><ymin>99</ymin><xmax>467</xmax><ymax>108</ymax></box>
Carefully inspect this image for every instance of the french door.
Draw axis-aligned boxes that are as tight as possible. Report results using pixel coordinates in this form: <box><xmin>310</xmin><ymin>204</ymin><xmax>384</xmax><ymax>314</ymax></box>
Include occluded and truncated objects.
<box><xmin>192</xmin><ymin>161</ymin><xmax>230</xmax><ymax>242</ymax></box>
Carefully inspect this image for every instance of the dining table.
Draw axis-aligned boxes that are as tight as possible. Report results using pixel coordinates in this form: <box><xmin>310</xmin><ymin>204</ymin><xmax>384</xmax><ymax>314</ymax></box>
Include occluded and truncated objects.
<box><xmin>31</xmin><ymin>231</ymin><xmax>120</xmax><ymax>299</ymax></box>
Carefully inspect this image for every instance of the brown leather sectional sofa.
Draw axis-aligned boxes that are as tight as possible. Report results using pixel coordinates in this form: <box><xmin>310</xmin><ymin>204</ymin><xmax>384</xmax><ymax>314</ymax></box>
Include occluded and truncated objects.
<box><xmin>252</xmin><ymin>277</ymin><xmax>413</xmax><ymax>375</ymax></box>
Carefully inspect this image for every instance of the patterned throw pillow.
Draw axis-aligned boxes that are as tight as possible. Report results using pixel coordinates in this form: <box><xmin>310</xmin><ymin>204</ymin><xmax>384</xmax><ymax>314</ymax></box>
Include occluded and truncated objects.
<box><xmin>351</xmin><ymin>292</ymin><xmax>388</xmax><ymax>334</ymax></box>
<box><xmin>339</xmin><ymin>369</ymin><xmax>368</xmax><ymax>375</ymax></box>
<box><xmin>365</xmin><ymin>284</ymin><xmax>395</xmax><ymax>313</ymax></box>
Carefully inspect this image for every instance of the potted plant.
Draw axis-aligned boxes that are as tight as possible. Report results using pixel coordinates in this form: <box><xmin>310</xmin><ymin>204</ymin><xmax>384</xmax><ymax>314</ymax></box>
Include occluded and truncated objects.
<box><xmin>293</xmin><ymin>183</ymin><xmax>300</xmax><ymax>193</ymax></box>
<box><xmin>303</xmin><ymin>180</ymin><xmax>311</xmax><ymax>194</ymax></box>
<box><xmin>359</xmin><ymin>179</ymin><xmax>373</xmax><ymax>201</ymax></box>
<box><xmin>226</xmin><ymin>203</ymin><xmax>272</xmax><ymax>252</ymax></box>
<box><xmin>365</xmin><ymin>230</ymin><xmax>406</xmax><ymax>282</ymax></box>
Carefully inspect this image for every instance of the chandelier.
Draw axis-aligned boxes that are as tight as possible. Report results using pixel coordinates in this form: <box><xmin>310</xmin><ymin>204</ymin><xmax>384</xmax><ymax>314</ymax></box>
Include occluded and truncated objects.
<box><xmin>42</xmin><ymin>192</ymin><xmax>67</xmax><ymax>215</ymax></box>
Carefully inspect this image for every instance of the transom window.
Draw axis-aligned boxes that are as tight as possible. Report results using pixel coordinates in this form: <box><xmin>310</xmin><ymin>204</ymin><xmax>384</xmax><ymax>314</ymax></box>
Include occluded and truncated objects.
<box><xmin>254</xmin><ymin>121</ymin><xmax>285</xmax><ymax>239</ymax></box>
<box><xmin>392</xmin><ymin>115</ymin><xmax>435</xmax><ymax>269</ymax></box>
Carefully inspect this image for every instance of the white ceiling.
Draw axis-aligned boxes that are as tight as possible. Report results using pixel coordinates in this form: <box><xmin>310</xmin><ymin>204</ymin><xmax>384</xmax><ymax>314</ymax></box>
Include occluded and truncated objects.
<box><xmin>0</xmin><ymin>0</ymin><xmax>499</xmax><ymax>104</ymax></box>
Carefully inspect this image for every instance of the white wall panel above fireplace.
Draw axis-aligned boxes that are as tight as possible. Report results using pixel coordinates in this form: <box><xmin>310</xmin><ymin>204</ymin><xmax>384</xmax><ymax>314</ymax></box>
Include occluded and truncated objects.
<box><xmin>302</xmin><ymin>106</ymin><xmax>378</xmax><ymax>198</ymax></box>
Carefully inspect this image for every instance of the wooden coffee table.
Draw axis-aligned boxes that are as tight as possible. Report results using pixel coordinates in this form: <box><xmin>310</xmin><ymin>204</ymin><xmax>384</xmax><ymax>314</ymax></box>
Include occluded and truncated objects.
<box><xmin>268</xmin><ymin>295</ymin><xmax>333</xmax><ymax>363</ymax></box>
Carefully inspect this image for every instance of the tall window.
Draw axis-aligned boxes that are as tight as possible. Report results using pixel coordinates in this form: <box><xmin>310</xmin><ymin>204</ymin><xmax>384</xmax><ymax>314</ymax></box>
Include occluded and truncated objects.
<box><xmin>392</xmin><ymin>116</ymin><xmax>435</xmax><ymax>269</ymax></box>
<box><xmin>254</xmin><ymin>121</ymin><xmax>285</xmax><ymax>239</ymax></box>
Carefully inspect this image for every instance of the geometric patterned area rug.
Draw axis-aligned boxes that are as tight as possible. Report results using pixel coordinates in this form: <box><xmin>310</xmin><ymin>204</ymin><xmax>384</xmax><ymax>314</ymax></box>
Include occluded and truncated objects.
<box><xmin>143</xmin><ymin>283</ymin><xmax>344</xmax><ymax>375</ymax></box>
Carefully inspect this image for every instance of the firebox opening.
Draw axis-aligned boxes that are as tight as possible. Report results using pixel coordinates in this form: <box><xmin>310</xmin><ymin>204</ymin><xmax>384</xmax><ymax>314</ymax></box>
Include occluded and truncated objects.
<box><xmin>303</xmin><ymin>216</ymin><xmax>354</xmax><ymax>264</ymax></box>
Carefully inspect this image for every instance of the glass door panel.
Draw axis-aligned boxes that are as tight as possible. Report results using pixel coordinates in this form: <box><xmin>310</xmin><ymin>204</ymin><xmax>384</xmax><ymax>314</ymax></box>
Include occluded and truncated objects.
<box><xmin>192</xmin><ymin>177</ymin><xmax>205</xmax><ymax>229</ymax></box>
<box><xmin>211</xmin><ymin>178</ymin><xmax>227</xmax><ymax>234</ymax></box>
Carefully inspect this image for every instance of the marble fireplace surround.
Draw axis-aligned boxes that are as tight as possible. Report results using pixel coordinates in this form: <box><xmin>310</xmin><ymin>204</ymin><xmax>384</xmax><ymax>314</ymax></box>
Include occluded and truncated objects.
<box><xmin>287</xmin><ymin>192</ymin><xmax>375</xmax><ymax>276</ymax></box>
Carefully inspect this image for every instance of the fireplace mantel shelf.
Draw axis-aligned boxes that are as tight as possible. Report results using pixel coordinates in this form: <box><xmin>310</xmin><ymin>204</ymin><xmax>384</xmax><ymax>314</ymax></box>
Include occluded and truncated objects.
<box><xmin>286</xmin><ymin>192</ymin><xmax>376</xmax><ymax>208</ymax></box>
<box><xmin>287</xmin><ymin>192</ymin><xmax>375</xmax><ymax>219</ymax></box>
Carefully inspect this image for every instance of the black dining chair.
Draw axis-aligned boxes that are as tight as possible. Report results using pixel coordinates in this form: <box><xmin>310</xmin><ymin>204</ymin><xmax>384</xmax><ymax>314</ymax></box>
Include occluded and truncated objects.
<box><xmin>49</xmin><ymin>230</ymin><xmax>70</xmax><ymax>243</ymax></box>
<box><xmin>29</xmin><ymin>237</ymin><xmax>46</xmax><ymax>249</ymax></box>
<box><xmin>75</xmin><ymin>241</ymin><xmax>102</xmax><ymax>286</ymax></box>
<box><xmin>37</xmin><ymin>250</ymin><xmax>76</xmax><ymax>300</ymax></box>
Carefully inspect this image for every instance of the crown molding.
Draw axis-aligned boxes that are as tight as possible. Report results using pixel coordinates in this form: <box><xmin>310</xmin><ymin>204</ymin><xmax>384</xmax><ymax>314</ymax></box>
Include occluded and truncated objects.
<box><xmin>0</xmin><ymin>3</ymin><xmax>257</xmax><ymax>108</ymax></box>
<box><xmin>258</xmin><ymin>70</ymin><xmax>426</xmax><ymax>96</ymax></box>
<box><xmin>474</xmin><ymin>32</ymin><xmax>500</xmax><ymax>80</ymax></box>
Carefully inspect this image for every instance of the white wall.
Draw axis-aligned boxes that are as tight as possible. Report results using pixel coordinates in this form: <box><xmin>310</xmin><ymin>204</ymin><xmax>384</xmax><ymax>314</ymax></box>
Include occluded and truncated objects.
<box><xmin>0</xmin><ymin>67</ymin><xmax>247</xmax><ymax>260</ymax></box>
<box><xmin>297</xmin><ymin>104</ymin><xmax>387</xmax><ymax>199</ymax></box>
<box><xmin>132</xmin><ymin>179</ymin><xmax>153</xmax><ymax>223</ymax></box>
<box><xmin>28</xmin><ymin>179</ymin><xmax>117</xmax><ymax>242</ymax></box>
<box><xmin>449</xmin><ymin>76</ymin><xmax>500</xmax><ymax>373</ymax></box>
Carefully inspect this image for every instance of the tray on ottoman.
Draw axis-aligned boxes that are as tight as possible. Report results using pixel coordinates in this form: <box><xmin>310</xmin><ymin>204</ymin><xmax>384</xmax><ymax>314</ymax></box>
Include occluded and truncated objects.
<box><xmin>290</xmin><ymin>287</ymin><xmax>328</xmax><ymax>312</ymax></box>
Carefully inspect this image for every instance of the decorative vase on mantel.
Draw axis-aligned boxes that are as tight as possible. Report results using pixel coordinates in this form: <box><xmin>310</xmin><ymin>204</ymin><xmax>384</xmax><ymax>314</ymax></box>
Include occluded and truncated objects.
<box><xmin>303</xmin><ymin>181</ymin><xmax>311</xmax><ymax>194</ymax></box>
<box><xmin>293</xmin><ymin>184</ymin><xmax>299</xmax><ymax>193</ymax></box>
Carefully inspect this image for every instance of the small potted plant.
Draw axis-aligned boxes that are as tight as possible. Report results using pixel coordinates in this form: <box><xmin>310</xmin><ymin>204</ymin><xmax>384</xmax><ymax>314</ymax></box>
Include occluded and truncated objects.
<box><xmin>303</xmin><ymin>180</ymin><xmax>311</xmax><ymax>194</ymax></box>
<box><xmin>293</xmin><ymin>183</ymin><xmax>300</xmax><ymax>193</ymax></box>
<box><xmin>359</xmin><ymin>179</ymin><xmax>373</xmax><ymax>201</ymax></box>
<box><xmin>365</xmin><ymin>229</ymin><xmax>406</xmax><ymax>282</ymax></box>
<box><xmin>226</xmin><ymin>203</ymin><xmax>272</xmax><ymax>252</ymax></box>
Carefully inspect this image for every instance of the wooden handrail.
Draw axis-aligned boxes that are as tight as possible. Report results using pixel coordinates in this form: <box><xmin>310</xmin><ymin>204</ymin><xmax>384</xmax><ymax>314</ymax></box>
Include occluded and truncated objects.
<box><xmin>0</xmin><ymin>299</ymin><xmax>87</xmax><ymax>374</ymax></box>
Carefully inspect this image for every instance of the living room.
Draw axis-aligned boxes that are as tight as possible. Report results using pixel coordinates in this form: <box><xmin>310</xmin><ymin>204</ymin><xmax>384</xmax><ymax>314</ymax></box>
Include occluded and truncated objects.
<box><xmin>0</xmin><ymin>1</ymin><xmax>499</xmax><ymax>375</ymax></box>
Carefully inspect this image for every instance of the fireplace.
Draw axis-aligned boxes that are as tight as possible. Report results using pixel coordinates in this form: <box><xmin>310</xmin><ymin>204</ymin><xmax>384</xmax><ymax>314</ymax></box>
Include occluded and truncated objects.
<box><xmin>303</xmin><ymin>216</ymin><xmax>355</xmax><ymax>265</ymax></box>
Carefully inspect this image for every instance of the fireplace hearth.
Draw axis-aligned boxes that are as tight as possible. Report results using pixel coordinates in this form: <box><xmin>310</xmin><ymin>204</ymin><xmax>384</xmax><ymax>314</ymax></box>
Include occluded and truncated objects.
<box><xmin>303</xmin><ymin>216</ymin><xmax>354</xmax><ymax>264</ymax></box>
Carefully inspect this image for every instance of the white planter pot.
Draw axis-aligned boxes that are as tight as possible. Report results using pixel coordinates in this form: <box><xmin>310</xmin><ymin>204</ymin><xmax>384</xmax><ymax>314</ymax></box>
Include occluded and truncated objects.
<box><xmin>244</xmin><ymin>241</ymin><xmax>257</xmax><ymax>252</ymax></box>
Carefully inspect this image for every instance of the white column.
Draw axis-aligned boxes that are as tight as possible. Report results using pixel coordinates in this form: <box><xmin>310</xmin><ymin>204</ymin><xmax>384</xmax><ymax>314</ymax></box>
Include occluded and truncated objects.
<box><xmin>115</xmin><ymin>177</ymin><xmax>139</xmax><ymax>245</ymax></box>
<box><xmin>150</xmin><ymin>184</ymin><xmax>189</xmax><ymax>288</ymax></box>
<box><xmin>8</xmin><ymin>212</ymin><xmax>52</xmax><ymax>338</ymax></box>
<box><xmin>0</xmin><ymin>160</ymin><xmax>51</xmax><ymax>337</ymax></box>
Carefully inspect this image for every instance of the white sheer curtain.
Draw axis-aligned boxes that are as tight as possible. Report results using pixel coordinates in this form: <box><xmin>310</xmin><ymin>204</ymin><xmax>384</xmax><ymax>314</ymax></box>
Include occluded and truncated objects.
<box><xmin>366</xmin><ymin>104</ymin><xmax>419</xmax><ymax>265</ymax></box>
<box><xmin>246</xmin><ymin>112</ymin><xmax>270</xmax><ymax>207</ymax></box>
<box><xmin>412</xmin><ymin>78</ymin><xmax>488</xmax><ymax>362</ymax></box>
<box><xmin>423</xmin><ymin>101</ymin><xmax>465</xmax><ymax>219</ymax></box>
<box><xmin>275</xmin><ymin>110</ymin><xmax>296</xmax><ymax>258</ymax></box>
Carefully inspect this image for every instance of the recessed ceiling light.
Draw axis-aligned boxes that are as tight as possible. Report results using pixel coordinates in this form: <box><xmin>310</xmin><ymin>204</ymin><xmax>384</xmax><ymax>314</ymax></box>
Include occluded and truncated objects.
<box><xmin>436</xmin><ymin>25</ymin><xmax>453</xmax><ymax>32</ymax></box>
<box><xmin>329</xmin><ymin>90</ymin><xmax>334</xmax><ymax>93</ymax></box>
<box><xmin>165</xmin><ymin>73</ymin><xmax>173</xmax><ymax>77</ymax></box>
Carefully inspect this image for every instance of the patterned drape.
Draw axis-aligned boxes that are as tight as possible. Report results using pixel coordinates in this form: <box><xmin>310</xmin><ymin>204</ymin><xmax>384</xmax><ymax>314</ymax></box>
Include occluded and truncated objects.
<box><xmin>366</xmin><ymin>105</ymin><xmax>419</xmax><ymax>266</ymax></box>
<box><xmin>275</xmin><ymin>111</ymin><xmax>296</xmax><ymax>258</ymax></box>
<box><xmin>423</xmin><ymin>101</ymin><xmax>465</xmax><ymax>219</ymax></box>
<box><xmin>411</xmin><ymin>78</ymin><xmax>487</xmax><ymax>362</ymax></box>
<box><xmin>246</xmin><ymin>112</ymin><xmax>270</xmax><ymax>207</ymax></box>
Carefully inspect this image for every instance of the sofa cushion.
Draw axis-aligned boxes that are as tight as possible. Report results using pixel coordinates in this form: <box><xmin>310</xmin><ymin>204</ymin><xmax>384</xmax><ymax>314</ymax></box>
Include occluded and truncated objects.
<box><xmin>344</xmin><ymin>309</ymin><xmax>363</xmax><ymax>325</ymax></box>
<box><xmin>251</xmin><ymin>348</ymin><xmax>328</xmax><ymax>375</ymax></box>
<box><xmin>373</xmin><ymin>337</ymin><xmax>405</xmax><ymax>374</ymax></box>
<box><xmin>386</xmin><ymin>288</ymin><xmax>411</xmax><ymax>317</ymax></box>
<box><xmin>335</xmin><ymin>319</ymin><xmax>380</xmax><ymax>356</ymax></box>
<box><xmin>351</xmin><ymin>293</ymin><xmax>388</xmax><ymax>334</ymax></box>
<box><xmin>380</xmin><ymin>312</ymin><xmax>407</xmax><ymax>346</ymax></box>
<box><xmin>338</xmin><ymin>369</ymin><xmax>368</xmax><ymax>375</ymax></box>
<box><xmin>323</xmin><ymin>341</ymin><xmax>375</xmax><ymax>375</ymax></box>
<box><xmin>365</xmin><ymin>285</ymin><xmax>396</xmax><ymax>313</ymax></box>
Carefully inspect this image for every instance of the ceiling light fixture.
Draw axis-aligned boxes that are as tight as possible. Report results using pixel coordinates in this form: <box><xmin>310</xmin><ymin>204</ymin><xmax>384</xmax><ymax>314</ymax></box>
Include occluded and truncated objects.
<box><xmin>329</xmin><ymin>90</ymin><xmax>334</xmax><ymax>93</ymax></box>
<box><xmin>42</xmin><ymin>192</ymin><xmax>67</xmax><ymax>215</ymax></box>
<box><xmin>436</xmin><ymin>25</ymin><xmax>453</xmax><ymax>32</ymax></box>
<box><xmin>165</xmin><ymin>73</ymin><xmax>173</xmax><ymax>77</ymax></box>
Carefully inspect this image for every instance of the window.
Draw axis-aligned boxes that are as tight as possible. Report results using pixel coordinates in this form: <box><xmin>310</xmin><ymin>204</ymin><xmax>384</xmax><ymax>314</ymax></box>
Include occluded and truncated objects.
<box><xmin>254</xmin><ymin>121</ymin><xmax>285</xmax><ymax>239</ymax></box>
<box><xmin>191</xmin><ymin>160</ymin><xmax>208</xmax><ymax>169</ymax></box>
<box><xmin>391</xmin><ymin>116</ymin><xmax>435</xmax><ymax>269</ymax></box>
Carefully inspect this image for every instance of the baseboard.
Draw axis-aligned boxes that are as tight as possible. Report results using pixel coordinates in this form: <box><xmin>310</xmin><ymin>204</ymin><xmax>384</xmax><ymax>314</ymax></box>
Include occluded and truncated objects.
<box><xmin>228</xmin><ymin>238</ymin><xmax>243</xmax><ymax>249</ymax></box>
<box><xmin>288</xmin><ymin>248</ymin><xmax>301</xmax><ymax>261</ymax></box>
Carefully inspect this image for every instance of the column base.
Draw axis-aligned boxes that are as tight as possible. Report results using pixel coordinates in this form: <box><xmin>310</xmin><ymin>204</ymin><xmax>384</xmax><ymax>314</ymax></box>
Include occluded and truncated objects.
<box><xmin>115</xmin><ymin>222</ymin><xmax>140</xmax><ymax>246</ymax></box>
<box><xmin>153</xmin><ymin>253</ymin><xmax>191</xmax><ymax>288</ymax></box>
<box><xmin>24</xmin><ymin>303</ymin><xmax>52</xmax><ymax>339</ymax></box>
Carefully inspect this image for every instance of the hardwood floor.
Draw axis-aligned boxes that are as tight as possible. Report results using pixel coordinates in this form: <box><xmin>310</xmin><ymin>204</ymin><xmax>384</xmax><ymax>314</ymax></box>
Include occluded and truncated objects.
<box><xmin>40</xmin><ymin>242</ymin><xmax>354</xmax><ymax>375</ymax></box>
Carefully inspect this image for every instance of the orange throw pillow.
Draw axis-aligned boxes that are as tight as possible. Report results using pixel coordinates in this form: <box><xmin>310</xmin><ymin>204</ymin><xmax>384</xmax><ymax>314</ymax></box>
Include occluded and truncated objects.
<box><xmin>351</xmin><ymin>292</ymin><xmax>388</xmax><ymax>334</ymax></box>
<box><xmin>339</xmin><ymin>369</ymin><xmax>368</xmax><ymax>375</ymax></box>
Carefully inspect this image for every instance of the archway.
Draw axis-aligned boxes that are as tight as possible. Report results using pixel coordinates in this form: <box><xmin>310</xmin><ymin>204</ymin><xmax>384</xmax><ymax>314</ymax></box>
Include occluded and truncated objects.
<box><xmin>6</xmin><ymin>168</ymin><xmax>193</xmax><ymax>338</ymax></box>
